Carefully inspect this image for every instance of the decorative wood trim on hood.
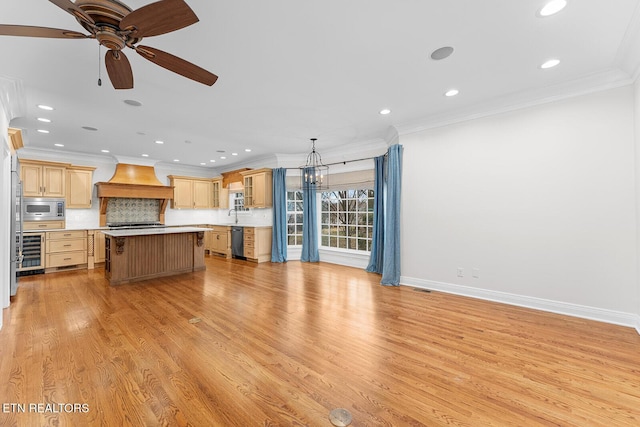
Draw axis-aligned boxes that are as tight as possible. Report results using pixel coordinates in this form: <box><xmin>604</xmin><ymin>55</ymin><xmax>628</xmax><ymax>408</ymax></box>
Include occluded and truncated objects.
<box><xmin>95</xmin><ymin>163</ymin><xmax>174</xmax><ymax>226</ymax></box>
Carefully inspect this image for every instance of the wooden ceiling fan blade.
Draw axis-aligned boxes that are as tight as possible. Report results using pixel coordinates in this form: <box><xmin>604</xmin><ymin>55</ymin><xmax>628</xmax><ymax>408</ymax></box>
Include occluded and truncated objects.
<box><xmin>49</xmin><ymin>0</ymin><xmax>95</xmax><ymax>26</ymax></box>
<box><xmin>120</xmin><ymin>0</ymin><xmax>198</xmax><ymax>38</ymax></box>
<box><xmin>0</xmin><ymin>24</ymin><xmax>89</xmax><ymax>39</ymax></box>
<box><xmin>135</xmin><ymin>45</ymin><xmax>218</xmax><ymax>86</ymax></box>
<box><xmin>105</xmin><ymin>50</ymin><xmax>134</xmax><ymax>89</ymax></box>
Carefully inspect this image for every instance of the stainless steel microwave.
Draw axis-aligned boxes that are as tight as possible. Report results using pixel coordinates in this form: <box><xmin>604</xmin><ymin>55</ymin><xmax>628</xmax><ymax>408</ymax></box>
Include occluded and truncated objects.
<box><xmin>23</xmin><ymin>198</ymin><xmax>65</xmax><ymax>221</ymax></box>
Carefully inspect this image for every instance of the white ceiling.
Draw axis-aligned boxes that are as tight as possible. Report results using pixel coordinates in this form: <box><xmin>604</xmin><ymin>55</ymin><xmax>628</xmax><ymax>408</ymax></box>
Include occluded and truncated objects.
<box><xmin>2</xmin><ymin>0</ymin><xmax>640</xmax><ymax>170</ymax></box>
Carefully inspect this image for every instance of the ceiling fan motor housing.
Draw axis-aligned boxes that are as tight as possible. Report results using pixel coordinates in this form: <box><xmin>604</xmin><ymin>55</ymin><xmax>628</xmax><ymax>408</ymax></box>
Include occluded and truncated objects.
<box><xmin>75</xmin><ymin>0</ymin><xmax>141</xmax><ymax>48</ymax></box>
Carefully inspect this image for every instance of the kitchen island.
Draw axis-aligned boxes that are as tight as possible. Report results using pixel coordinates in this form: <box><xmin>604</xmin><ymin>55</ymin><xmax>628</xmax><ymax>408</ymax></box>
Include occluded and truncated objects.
<box><xmin>102</xmin><ymin>227</ymin><xmax>208</xmax><ymax>285</ymax></box>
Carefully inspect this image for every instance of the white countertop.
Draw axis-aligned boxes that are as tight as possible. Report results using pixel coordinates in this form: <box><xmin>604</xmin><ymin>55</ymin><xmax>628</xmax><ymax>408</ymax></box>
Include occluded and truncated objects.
<box><xmin>102</xmin><ymin>226</ymin><xmax>209</xmax><ymax>237</ymax></box>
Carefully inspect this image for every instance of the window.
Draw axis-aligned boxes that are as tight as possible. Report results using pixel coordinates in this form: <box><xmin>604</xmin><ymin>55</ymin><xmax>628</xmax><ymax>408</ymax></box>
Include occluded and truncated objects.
<box><xmin>287</xmin><ymin>190</ymin><xmax>304</xmax><ymax>245</ymax></box>
<box><xmin>320</xmin><ymin>189</ymin><xmax>374</xmax><ymax>251</ymax></box>
<box><xmin>233</xmin><ymin>192</ymin><xmax>248</xmax><ymax>211</ymax></box>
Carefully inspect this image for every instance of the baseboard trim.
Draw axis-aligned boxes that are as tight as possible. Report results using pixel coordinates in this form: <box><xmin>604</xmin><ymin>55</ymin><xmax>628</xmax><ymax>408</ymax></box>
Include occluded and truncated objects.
<box><xmin>401</xmin><ymin>276</ymin><xmax>639</xmax><ymax>332</ymax></box>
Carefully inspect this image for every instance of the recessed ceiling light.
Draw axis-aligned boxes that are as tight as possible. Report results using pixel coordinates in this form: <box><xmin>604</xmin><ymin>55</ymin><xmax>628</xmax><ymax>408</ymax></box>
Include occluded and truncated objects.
<box><xmin>124</xmin><ymin>99</ymin><xmax>142</xmax><ymax>107</ymax></box>
<box><xmin>245</xmin><ymin>148</ymin><xmax>252</xmax><ymax>152</ymax></box>
<box><xmin>379</xmin><ymin>108</ymin><xmax>391</xmax><ymax>115</ymax></box>
<box><xmin>231</xmin><ymin>152</ymin><xmax>238</xmax><ymax>156</ymax></box>
<box><xmin>82</xmin><ymin>126</ymin><xmax>98</xmax><ymax>131</ymax></box>
<box><xmin>141</xmin><ymin>154</ymin><xmax>149</xmax><ymax>157</ymax></box>
<box><xmin>101</xmin><ymin>149</ymin><xmax>110</xmax><ymax>153</ymax></box>
<box><xmin>200</xmin><ymin>162</ymin><xmax>206</xmax><ymax>166</ymax></box>
<box><xmin>37</xmin><ymin>104</ymin><xmax>53</xmax><ymax>111</ymax></box>
<box><xmin>445</xmin><ymin>89</ymin><xmax>459</xmax><ymax>97</ymax></box>
<box><xmin>430</xmin><ymin>46</ymin><xmax>454</xmax><ymax>60</ymax></box>
<box><xmin>37</xmin><ymin>129</ymin><xmax>50</xmax><ymax>134</ymax></box>
<box><xmin>210</xmin><ymin>159</ymin><xmax>216</xmax><ymax>163</ymax></box>
<box><xmin>540</xmin><ymin>59</ymin><xmax>560</xmax><ymax>69</ymax></box>
<box><xmin>155</xmin><ymin>140</ymin><xmax>164</xmax><ymax>144</ymax></box>
<box><xmin>54</xmin><ymin>143</ymin><xmax>64</xmax><ymax>147</ymax></box>
<box><xmin>173</xmin><ymin>159</ymin><xmax>180</xmax><ymax>162</ymax></box>
<box><xmin>37</xmin><ymin>117</ymin><xmax>51</xmax><ymax>123</ymax></box>
<box><xmin>538</xmin><ymin>0</ymin><xmax>567</xmax><ymax>17</ymax></box>
<box><xmin>220</xmin><ymin>156</ymin><xmax>226</xmax><ymax>159</ymax></box>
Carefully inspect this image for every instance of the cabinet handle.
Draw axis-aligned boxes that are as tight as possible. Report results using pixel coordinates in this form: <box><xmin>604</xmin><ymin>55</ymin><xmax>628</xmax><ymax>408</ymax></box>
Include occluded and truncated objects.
<box><xmin>64</xmin><ymin>258</ymin><xmax>71</xmax><ymax>261</ymax></box>
<box><xmin>63</xmin><ymin>244</ymin><xmax>72</xmax><ymax>247</ymax></box>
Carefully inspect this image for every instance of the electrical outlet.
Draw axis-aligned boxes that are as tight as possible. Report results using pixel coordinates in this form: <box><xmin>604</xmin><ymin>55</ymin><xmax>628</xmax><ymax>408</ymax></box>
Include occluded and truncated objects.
<box><xmin>472</xmin><ymin>268</ymin><xmax>480</xmax><ymax>278</ymax></box>
<box><xmin>457</xmin><ymin>268</ymin><xmax>464</xmax><ymax>277</ymax></box>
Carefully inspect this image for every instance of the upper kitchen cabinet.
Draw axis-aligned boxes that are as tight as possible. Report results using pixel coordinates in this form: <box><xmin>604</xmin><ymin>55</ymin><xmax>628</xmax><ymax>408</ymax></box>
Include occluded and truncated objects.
<box><xmin>20</xmin><ymin>160</ymin><xmax>68</xmax><ymax>198</ymax></box>
<box><xmin>66</xmin><ymin>166</ymin><xmax>96</xmax><ymax>208</ymax></box>
<box><xmin>169</xmin><ymin>176</ymin><xmax>213</xmax><ymax>209</ymax></box>
<box><xmin>240</xmin><ymin>168</ymin><xmax>273</xmax><ymax>208</ymax></box>
<box><xmin>212</xmin><ymin>178</ymin><xmax>229</xmax><ymax>209</ymax></box>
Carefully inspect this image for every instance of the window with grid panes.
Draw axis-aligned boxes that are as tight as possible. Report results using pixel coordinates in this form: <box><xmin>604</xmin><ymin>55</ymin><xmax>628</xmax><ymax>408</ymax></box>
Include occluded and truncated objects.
<box><xmin>320</xmin><ymin>189</ymin><xmax>374</xmax><ymax>251</ymax></box>
<box><xmin>286</xmin><ymin>190</ymin><xmax>304</xmax><ymax>245</ymax></box>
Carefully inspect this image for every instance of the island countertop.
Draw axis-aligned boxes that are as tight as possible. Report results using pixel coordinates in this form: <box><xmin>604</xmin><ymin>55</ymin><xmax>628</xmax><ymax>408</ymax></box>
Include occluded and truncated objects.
<box><xmin>102</xmin><ymin>226</ymin><xmax>209</xmax><ymax>237</ymax></box>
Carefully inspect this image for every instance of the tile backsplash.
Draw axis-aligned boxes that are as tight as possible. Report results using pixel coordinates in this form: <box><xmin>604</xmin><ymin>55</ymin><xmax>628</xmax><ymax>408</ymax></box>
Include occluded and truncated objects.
<box><xmin>106</xmin><ymin>198</ymin><xmax>160</xmax><ymax>224</ymax></box>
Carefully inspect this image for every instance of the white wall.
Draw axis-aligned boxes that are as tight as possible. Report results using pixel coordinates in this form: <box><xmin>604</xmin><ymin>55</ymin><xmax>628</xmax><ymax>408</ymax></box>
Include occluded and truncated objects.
<box><xmin>634</xmin><ymin>79</ymin><xmax>640</xmax><ymax>333</ymax></box>
<box><xmin>401</xmin><ymin>86</ymin><xmax>639</xmax><ymax>326</ymax></box>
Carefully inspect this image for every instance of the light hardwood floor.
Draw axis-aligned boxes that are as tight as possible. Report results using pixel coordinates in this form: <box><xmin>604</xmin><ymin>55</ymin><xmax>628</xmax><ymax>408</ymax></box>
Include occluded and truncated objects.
<box><xmin>1</xmin><ymin>257</ymin><xmax>639</xmax><ymax>426</ymax></box>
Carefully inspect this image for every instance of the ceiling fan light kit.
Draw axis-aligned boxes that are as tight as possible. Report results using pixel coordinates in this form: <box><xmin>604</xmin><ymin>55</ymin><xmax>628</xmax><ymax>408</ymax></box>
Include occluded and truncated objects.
<box><xmin>0</xmin><ymin>0</ymin><xmax>218</xmax><ymax>89</ymax></box>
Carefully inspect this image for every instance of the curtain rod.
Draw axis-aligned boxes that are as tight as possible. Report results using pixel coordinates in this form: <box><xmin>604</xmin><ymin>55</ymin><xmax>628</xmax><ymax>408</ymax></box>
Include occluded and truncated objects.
<box><xmin>281</xmin><ymin>152</ymin><xmax>387</xmax><ymax>170</ymax></box>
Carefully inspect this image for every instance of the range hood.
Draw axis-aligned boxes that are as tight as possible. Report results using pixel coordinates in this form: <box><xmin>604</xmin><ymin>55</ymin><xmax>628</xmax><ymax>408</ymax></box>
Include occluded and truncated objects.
<box><xmin>95</xmin><ymin>163</ymin><xmax>174</xmax><ymax>226</ymax></box>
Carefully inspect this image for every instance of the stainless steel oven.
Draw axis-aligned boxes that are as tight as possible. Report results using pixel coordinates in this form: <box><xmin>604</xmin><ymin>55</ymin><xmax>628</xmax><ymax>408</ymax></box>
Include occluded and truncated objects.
<box><xmin>23</xmin><ymin>198</ymin><xmax>65</xmax><ymax>221</ymax></box>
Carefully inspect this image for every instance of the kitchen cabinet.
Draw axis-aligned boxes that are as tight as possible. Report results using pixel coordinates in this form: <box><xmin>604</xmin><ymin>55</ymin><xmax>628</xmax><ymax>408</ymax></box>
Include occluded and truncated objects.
<box><xmin>66</xmin><ymin>166</ymin><xmax>96</xmax><ymax>208</ymax></box>
<box><xmin>21</xmin><ymin>160</ymin><xmax>67</xmax><ymax>198</ymax></box>
<box><xmin>45</xmin><ymin>230</ymin><xmax>87</xmax><ymax>271</ymax></box>
<box><xmin>240</xmin><ymin>168</ymin><xmax>273</xmax><ymax>208</ymax></box>
<box><xmin>169</xmin><ymin>176</ymin><xmax>213</xmax><ymax>209</ymax></box>
<box><xmin>243</xmin><ymin>226</ymin><xmax>272</xmax><ymax>263</ymax></box>
<box><xmin>206</xmin><ymin>225</ymin><xmax>231</xmax><ymax>258</ymax></box>
<box><xmin>88</xmin><ymin>230</ymin><xmax>106</xmax><ymax>269</ymax></box>
<box><xmin>23</xmin><ymin>220</ymin><xmax>65</xmax><ymax>230</ymax></box>
<box><xmin>212</xmin><ymin>178</ymin><xmax>229</xmax><ymax>209</ymax></box>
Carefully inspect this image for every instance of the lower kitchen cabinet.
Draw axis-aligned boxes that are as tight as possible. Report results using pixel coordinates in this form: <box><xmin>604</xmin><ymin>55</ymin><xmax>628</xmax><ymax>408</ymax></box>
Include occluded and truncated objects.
<box><xmin>206</xmin><ymin>226</ymin><xmax>231</xmax><ymax>258</ymax></box>
<box><xmin>88</xmin><ymin>230</ymin><xmax>106</xmax><ymax>268</ymax></box>
<box><xmin>243</xmin><ymin>226</ymin><xmax>272</xmax><ymax>263</ymax></box>
<box><xmin>45</xmin><ymin>230</ymin><xmax>87</xmax><ymax>271</ymax></box>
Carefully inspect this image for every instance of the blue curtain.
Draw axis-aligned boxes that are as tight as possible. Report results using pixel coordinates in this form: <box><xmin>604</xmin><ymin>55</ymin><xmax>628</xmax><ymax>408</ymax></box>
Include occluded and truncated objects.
<box><xmin>366</xmin><ymin>155</ymin><xmax>385</xmax><ymax>274</ymax></box>
<box><xmin>271</xmin><ymin>168</ymin><xmax>287</xmax><ymax>262</ymax></box>
<box><xmin>300</xmin><ymin>167</ymin><xmax>319</xmax><ymax>262</ymax></box>
<box><xmin>381</xmin><ymin>144</ymin><xmax>403</xmax><ymax>286</ymax></box>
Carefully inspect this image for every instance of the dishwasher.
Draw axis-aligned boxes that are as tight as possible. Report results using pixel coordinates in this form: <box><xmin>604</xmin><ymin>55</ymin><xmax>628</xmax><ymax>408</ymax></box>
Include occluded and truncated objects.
<box><xmin>231</xmin><ymin>226</ymin><xmax>245</xmax><ymax>259</ymax></box>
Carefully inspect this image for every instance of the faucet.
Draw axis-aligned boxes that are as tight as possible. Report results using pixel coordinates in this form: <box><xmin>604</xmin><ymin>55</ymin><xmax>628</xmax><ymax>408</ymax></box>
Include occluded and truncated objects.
<box><xmin>228</xmin><ymin>208</ymin><xmax>238</xmax><ymax>224</ymax></box>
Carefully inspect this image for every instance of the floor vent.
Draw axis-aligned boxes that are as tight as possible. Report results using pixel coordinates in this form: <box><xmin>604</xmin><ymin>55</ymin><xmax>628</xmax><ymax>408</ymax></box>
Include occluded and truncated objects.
<box><xmin>413</xmin><ymin>288</ymin><xmax>432</xmax><ymax>293</ymax></box>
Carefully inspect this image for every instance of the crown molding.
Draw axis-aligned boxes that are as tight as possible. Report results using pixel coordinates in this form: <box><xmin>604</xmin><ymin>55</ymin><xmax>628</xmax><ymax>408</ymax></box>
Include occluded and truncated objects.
<box><xmin>396</xmin><ymin>68</ymin><xmax>633</xmax><ymax>136</ymax></box>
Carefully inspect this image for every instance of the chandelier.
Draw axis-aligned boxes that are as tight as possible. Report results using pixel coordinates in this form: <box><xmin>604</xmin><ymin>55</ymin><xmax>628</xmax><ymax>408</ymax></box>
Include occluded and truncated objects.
<box><xmin>300</xmin><ymin>138</ymin><xmax>329</xmax><ymax>190</ymax></box>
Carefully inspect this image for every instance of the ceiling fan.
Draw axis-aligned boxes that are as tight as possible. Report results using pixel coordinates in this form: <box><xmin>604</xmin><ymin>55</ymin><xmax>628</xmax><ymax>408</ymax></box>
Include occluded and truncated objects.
<box><xmin>0</xmin><ymin>0</ymin><xmax>218</xmax><ymax>89</ymax></box>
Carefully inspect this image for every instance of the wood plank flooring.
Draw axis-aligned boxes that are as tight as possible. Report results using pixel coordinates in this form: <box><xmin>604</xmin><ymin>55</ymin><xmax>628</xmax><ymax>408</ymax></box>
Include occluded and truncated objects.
<box><xmin>1</xmin><ymin>257</ymin><xmax>639</xmax><ymax>426</ymax></box>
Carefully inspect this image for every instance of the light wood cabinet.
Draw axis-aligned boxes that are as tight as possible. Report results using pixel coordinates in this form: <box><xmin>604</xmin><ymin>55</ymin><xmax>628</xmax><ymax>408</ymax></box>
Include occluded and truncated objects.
<box><xmin>21</xmin><ymin>160</ymin><xmax>67</xmax><ymax>198</ymax></box>
<box><xmin>240</xmin><ymin>168</ymin><xmax>273</xmax><ymax>208</ymax></box>
<box><xmin>95</xmin><ymin>231</ymin><xmax>106</xmax><ymax>263</ymax></box>
<box><xmin>206</xmin><ymin>226</ymin><xmax>231</xmax><ymax>258</ymax></box>
<box><xmin>87</xmin><ymin>229</ymin><xmax>107</xmax><ymax>269</ymax></box>
<box><xmin>66</xmin><ymin>166</ymin><xmax>95</xmax><ymax>208</ymax></box>
<box><xmin>169</xmin><ymin>176</ymin><xmax>213</xmax><ymax>209</ymax></box>
<box><xmin>45</xmin><ymin>230</ymin><xmax>87</xmax><ymax>271</ymax></box>
<box><xmin>243</xmin><ymin>226</ymin><xmax>272</xmax><ymax>263</ymax></box>
<box><xmin>23</xmin><ymin>220</ymin><xmax>65</xmax><ymax>230</ymax></box>
<box><xmin>212</xmin><ymin>178</ymin><xmax>229</xmax><ymax>209</ymax></box>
